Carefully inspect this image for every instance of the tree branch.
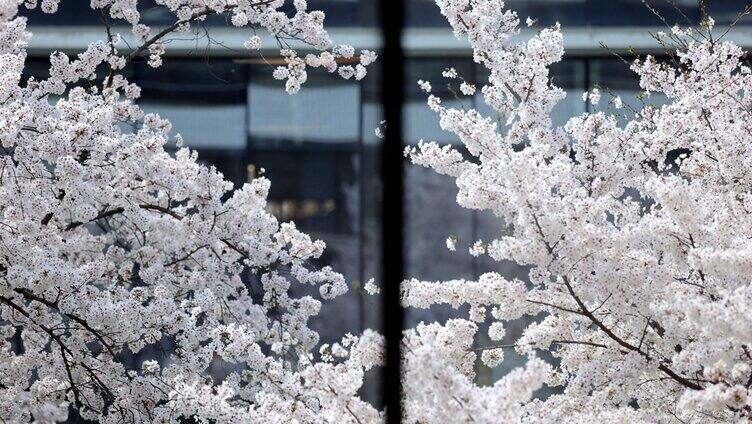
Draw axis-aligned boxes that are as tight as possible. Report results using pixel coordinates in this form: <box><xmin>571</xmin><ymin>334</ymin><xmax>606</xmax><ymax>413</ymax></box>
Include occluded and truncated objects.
<box><xmin>561</xmin><ymin>275</ymin><xmax>702</xmax><ymax>390</ymax></box>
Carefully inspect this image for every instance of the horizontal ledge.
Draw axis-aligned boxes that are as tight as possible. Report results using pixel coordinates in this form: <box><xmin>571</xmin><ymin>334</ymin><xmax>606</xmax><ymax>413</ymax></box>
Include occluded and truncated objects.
<box><xmin>25</xmin><ymin>25</ymin><xmax>752</xmax><ymax>57</ymax></box>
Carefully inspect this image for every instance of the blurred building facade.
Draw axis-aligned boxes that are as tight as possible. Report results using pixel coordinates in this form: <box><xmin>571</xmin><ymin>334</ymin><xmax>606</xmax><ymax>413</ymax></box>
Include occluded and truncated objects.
<box><xmin>23</xmin><ymin>0</ymin><xmax>752</xmax><ymax>382</ymax></box>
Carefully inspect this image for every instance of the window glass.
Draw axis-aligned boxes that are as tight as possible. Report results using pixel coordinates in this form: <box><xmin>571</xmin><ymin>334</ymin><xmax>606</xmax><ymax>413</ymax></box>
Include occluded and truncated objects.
<box><xmin>589</xmin><ymin>58</ymin><xmax>669</xmax><ymax>118</ymax></box>
<box><xmin>25</xmin><ymin>1</ymin><xmax>706</xmax><ymax>28</ymax></box>
<box><xmin>406</xmin><ymin>0</ymin><xmax>701</xmax><ymax>27</ymax></box>
<box><xmin>404</xmin><ymin>58</ymin><xmax>475</xmax><ymax>144</ymax></box>
<box><xmin>136</xmin><ymin>59</ymin><xmax>247</xmax><ymax>150</ymax></box>
<box><xmin>403</xmin><ymin>58</ymin><xmax>475</xmax><ymax>327</ymax></box>
<box><xmin>362</xmin><ymin>61</ymin><xmax>384</xmax><ymax>144</ymax></box>
<box><xmin>248</xmin><ymin>81</ymin><xmax>360</xmax><ymax>144</ymax></box>
<box><xmin>308</xmin><ymin>0</ymin><xmax>374</xmax><ymax>27</ymax></box>
<box><xmin>706</xmin><ymin>1</ymin><xmax>752</xmax><ymax>25</ymax></box>
<box><xmin>24</xmin><ymin>0</ymin><xmax>373</xmax><ymax>26</ymax></box>
<box><xmin>359</xmin><ymin>65</ymin><xmax>384</xmax><ymax>348</ymax></box>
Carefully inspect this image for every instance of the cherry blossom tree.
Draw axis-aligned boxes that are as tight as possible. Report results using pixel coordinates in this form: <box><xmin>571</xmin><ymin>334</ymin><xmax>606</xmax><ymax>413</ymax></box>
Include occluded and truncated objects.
<box><xmin>404</xmin><ymin>0</ymin><xmax>752</xmax><ymax>421</ymax></box>
<box><xmin>0</xmin><ymin>1</ymin><xmax>379</xmax><ymax>422</ymax></box>
<box><xmin>5</xmin><ymin>0</ymin><xmax>752</xmax><ymax>422</ymax></box>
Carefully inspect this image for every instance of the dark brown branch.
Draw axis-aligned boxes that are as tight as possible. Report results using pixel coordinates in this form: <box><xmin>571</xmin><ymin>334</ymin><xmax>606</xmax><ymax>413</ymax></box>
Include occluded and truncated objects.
<box><xmin>124</xmin><ymin>7</ymin><xmax>215</xmax><ymax>66</ymax></box>
<box><xmin>110</xmin><ymin>0</ymin><xmax>284</xmax><ymax>82</ymax></box>
<box><xmin>0</xmin><ymin>295</ymin><xmax>84</xmax><ymax>404</ymax></box>
<box><xmin>14</xmin><ymin>288</ymin><xmax>118</xmax><ymax>357</ymax></box>
<box><xmin>527</xmin><ymin>201</ymin><xmax>554</xmax><ymax>254</ymax></box>
<box><xmin>526</xmin><ymin>298</ymin><xmax>584</xmax><ymax>315</ymax></box>
<box><xmin>525</xmin><ymin>200</ymin><xmax>703</xmax><ymax>391</ymax></box>
<box><xmin>64</xmin><ymin>203</ymin><xmax>183</xmax><ymax>232</ymax></box>
<box><xmin>139</xmin><ymin>204</ymin><xmax>182</xmax><ymax>220</ymax></box>
<box><xmin>221</xmin><ymin>239</ymin><xmax>249</xmax><ymax>260</ymax></box>
<box><xmin>99</xmin><ymin>6</ymin><xmax>118</xmax><ymax>88</ymax></box>
<box><xmin>474</xmin><ymin>339</ymin><xmax>609</xmax><ymax>352</ymax></box>
<box><xmin>65</xmin><ymin>207</ymin><xmax>125</xmax><ymax>231</ymax></box>
<box><xmin>561</xmin><ymin>276</ymin><xmax>703</xmax><ymax>391</ymax></box>
<box><xmin>0</xmin><ymin>294</ymin><xmax>126</xmax><ymax>416</ymax></box>
<box><xmin>60</xmin><ymin>345</ymin><xmax>82</xmax><ymax>407</ymax></box>
<box><xmin>41</xmin><ymin>212</ymin><xmax>54</xmax><ymax>226</ymax></box>
<box><xmin>164</xmin><ymin>244</ymin><xmax>208</xmax><ymax>267</ymax></box>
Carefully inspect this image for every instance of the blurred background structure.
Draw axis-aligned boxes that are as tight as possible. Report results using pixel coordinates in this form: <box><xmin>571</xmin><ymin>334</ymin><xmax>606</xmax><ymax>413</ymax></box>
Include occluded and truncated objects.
<box><xmin>24</xmin><ymin>0</ymin><xmax>752</xmax><ymax>386</ymax></box>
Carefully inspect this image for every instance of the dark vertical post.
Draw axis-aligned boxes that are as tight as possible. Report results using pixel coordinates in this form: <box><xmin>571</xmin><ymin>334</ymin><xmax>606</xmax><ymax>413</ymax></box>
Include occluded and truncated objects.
<box><xmin>357</xmin><ymin>81</ymin><xmax>365</xmax><ymax>334</ymax></box>
<box><xmin>584</xmin><ymin>58</ymin><xmax>591</xmax><ymax>113</ymax></box>
<box><xmin>380</xmin><ymin>0</ymin><xmax>404</xmax><ymax>421</ymax></box>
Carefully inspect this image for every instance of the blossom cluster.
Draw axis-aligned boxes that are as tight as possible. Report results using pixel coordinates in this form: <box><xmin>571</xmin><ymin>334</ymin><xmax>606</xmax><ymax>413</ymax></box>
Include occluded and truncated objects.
<box><xmin>0</xmin><ymin>2</ymin><xmax>374</xmax><ymax>422</ymax></box>
<box><xmin>15</xmin><ymin>0</ymin><xmax>375</xmax><ymax>94</ymax></box>
<box><xmin>405</xmin><ymin>0</ymin><xmax>752</xmax><ymax>421</ymax></box>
